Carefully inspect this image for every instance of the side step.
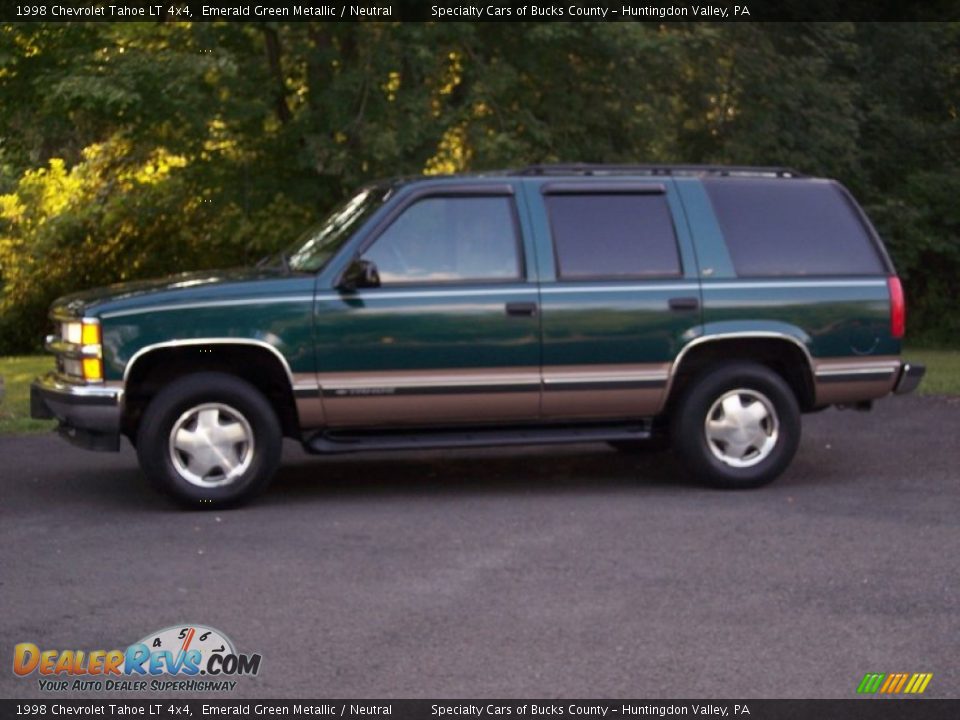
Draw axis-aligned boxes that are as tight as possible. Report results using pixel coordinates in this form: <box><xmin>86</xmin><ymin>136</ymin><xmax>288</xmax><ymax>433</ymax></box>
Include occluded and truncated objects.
<box><xmin>305</xmin><ymin>422</ymin><xmax>651</xmax><ymax>455</ymax></box>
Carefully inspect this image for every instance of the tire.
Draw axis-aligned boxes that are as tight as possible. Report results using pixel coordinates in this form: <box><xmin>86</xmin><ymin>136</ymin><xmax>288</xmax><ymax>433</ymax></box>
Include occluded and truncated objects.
<box><xmin>136</xmin><ymin>372</ymin><xmax>282</xmax><ymax>508</ymax></box>
<box><xmin>671</xmin><ymin>362</ymin><xmax>800</xmax><ymax>489</ymax></box>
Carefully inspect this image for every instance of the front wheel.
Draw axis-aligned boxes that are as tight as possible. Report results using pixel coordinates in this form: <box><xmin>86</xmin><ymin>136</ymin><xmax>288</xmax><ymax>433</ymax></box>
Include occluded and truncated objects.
<box><xmin>136</xmin><ymin>373</ymin><xmax>282</xmax><ymax>508</ymax></box>
<box><xmin>672</xmin><ymin>362</ymin><xmax>800</xmax><ymax>489</ymax></box>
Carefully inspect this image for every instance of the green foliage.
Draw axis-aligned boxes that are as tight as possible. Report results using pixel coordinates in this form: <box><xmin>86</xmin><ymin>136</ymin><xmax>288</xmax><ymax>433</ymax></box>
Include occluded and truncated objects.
<box><xmin>1</xmin><ymin>22</ymin><xmax>958</xmax><ymax>352</ymax></box>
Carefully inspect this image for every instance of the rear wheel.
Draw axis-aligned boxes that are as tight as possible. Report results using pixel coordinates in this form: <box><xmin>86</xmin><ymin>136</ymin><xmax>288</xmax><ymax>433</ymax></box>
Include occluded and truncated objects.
<box><xmin>672</xmin><ymin>362</ymin><xmax>800</xmax><ymax>489</ymax></box>
<box><xmin>136</xmin><ymin>372</ymin><xmax>282</xmax><ymax>508</ymax></box>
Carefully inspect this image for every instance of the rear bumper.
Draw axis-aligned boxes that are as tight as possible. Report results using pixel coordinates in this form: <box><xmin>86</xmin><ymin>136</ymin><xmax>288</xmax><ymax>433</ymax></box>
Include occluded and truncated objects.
<box><xmin>894</xmin><ymin>362</ymin><xmax>926</xmax><ymax>395</ymax></box>
<box><xmin>30</xmin><ymin>373</ymin><xmax>123</xmax><ymax>451</ymax></box>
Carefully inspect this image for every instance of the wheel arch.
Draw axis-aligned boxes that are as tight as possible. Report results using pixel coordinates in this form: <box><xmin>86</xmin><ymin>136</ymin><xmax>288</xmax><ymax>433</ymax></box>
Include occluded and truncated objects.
<box><xmin>121</xmin><ymin>339</ymin><xmax>301</xmax><ymax>441</ymax></box>
<box><xmin>664</xmin><ymin>332</ymin><xmax>817</xmax><ymax>414</ymax></box>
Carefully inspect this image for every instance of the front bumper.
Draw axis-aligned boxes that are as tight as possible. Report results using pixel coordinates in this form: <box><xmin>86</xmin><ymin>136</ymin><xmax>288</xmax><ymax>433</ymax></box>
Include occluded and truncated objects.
<box><xmin>894</xmin><ymin>362</ymin><xmax>926</xmax><ymax>395</ymax></box>
<box><xmin>30</xmin><ymin>373</ymin><xmax>123</xmax><ymax>451</ymax></box>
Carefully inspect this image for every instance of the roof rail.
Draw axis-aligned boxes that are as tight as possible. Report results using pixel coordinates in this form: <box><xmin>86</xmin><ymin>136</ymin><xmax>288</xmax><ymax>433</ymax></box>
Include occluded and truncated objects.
<box><xmin>514</xmin><ymin>164</ymin><xmax>805</xmax><ymax>179</ymax></box>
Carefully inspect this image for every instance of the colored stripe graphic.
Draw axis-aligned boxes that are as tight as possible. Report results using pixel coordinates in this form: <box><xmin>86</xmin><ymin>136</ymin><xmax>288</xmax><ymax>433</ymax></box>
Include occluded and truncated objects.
<box><xmin>909</xmin><ymin>673</ymin><xmax>933</xmax><ymax>694</ymax></box>
<box><xmin>857</xmin><ymin>673</ymin><xmax>885</xmax><ymax>693</ymax></box>
<box><xmin>889</xmin><ymin>674</ymin><xmax>903</xmax><ymax>693</ymax></box>
<box><xmin>857</xmin><ymin>672</ymin><xmax>932</xmax><ymax>694</ymax></box>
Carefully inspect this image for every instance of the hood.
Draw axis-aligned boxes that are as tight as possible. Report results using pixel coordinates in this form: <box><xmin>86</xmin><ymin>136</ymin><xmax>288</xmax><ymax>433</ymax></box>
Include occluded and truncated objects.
<box><xmin>51</xmin><ymin>267</ymin><xmax>295</xmax><ymax>318</ymax></box>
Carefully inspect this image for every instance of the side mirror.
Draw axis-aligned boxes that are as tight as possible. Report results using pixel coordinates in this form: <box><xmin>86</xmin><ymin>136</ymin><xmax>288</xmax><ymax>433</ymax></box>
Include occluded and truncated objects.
<box><xmin>339</xmin><ymin>259</ymin><xmax>381</xmax><ymax>290</ymax></box>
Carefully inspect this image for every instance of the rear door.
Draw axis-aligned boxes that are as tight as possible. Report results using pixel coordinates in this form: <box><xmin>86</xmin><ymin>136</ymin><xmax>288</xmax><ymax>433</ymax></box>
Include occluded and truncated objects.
<box><xmin>314</xmin><ymin>183</ymin><xmax>542</xmax><ymax>427</ymax></box>
<box><xmin>525</xmin><ymin>179</ymin><xmax>702</xmax><ymax>420</ymax></box>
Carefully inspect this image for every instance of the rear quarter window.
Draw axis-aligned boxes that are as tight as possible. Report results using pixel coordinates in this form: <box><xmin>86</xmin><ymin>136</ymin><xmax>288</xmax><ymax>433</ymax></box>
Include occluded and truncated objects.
<box><xmin>703</xmin><ymin>178</ymin><xmax>886</xmax><ymax>277</ymax></box>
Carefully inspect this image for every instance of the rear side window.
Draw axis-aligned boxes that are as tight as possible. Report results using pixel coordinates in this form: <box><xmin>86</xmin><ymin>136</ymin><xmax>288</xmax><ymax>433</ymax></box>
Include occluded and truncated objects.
<box><xmin>703</xmin><ymin>179</ymin><xmax>886</xmax><ymax>277</ymax></box>
<box><xmin>545</xmin><ymin>193</ymin><xmax>681</xmax><ymax>279</ymax></box>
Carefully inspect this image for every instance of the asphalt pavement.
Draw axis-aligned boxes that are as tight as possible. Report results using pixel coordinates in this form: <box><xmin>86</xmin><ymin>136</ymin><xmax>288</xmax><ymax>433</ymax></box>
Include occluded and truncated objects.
<box><xmin>1</xmin><ymin>394</ymin><xmax>957</xmax><ymax>699</ymax></box>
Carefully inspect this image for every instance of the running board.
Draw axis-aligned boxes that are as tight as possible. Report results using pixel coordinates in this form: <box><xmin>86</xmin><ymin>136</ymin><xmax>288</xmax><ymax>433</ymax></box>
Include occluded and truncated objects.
<box><xmin>305</xmin><ymin>422</ymin><xmax>651</xmax><ymax>455</ymax></box>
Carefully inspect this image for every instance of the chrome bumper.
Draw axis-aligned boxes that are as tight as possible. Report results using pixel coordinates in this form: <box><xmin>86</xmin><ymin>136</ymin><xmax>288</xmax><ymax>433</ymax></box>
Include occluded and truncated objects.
<box><xmin>894</xmin><ymin>362</ymin><xmax>926</xmax><ymax>395</ymax></box>
<box><xmin>30</xmin><ymin>373</ymin><xmax>123</xmax><ymax>451</ymax></box>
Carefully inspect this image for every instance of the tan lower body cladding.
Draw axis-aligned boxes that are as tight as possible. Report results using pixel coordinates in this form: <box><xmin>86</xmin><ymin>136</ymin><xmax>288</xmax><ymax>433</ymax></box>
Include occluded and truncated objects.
<box><xmin>540</xmin><ymin>364</ymin><xmax>670</xmax><ymax>420</ymax></box>
<box><xmin>813</xmin><ymin>356</ymin><xmax>900</xmax><ymax>405</ymax></box>
<box><xmin>303</xmin><ymin>364</ymin><xmax>670</xmax><ymax>428</ymax></box>
<box><xmin>293</xmin><ymin>357</ymin><xmax>901</xmax><ymax>430</ymax></box>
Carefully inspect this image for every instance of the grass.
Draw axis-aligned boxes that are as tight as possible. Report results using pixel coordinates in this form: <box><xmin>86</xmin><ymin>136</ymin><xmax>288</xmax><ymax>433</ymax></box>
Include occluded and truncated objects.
<box><xmin>902</xmin><ymin>347</ymin><xmax>960</xmax><ymax>396</ymax></box>
<box><xmin>0</xmin><ymin>355</ymin><xmax>56</xmax><ymax>434</ymax></box>
<box><xmin>1</xmin><ymin>347</ymin><xmax>958</xmax><ymax>436</ymax></box>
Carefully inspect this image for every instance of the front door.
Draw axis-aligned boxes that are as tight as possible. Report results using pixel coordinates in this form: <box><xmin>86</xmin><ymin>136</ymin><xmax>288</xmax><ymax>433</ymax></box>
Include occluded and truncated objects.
<box><xmin>314</xmin><ymin>186</ymin><xmax>541</xmax><ymax>428</ymax></box>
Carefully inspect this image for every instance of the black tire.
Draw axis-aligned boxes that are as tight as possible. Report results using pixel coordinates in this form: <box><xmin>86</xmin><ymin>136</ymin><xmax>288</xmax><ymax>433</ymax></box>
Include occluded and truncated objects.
<box><xmin>671</xmin><ymin>362</ymin><xmax>800</xmax><ymax>489</ymax></box>
<box><xmin>136</xmin><ymin>372</ymin><xmax>282</xmax><ymax>508</ymax></box>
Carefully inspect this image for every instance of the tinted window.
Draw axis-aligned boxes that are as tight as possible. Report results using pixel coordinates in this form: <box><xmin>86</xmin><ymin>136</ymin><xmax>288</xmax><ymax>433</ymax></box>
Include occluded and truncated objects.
<box><xmin>703</xmin><ymin>179</ymin><xmax>886</xmax><ymax>277</ymax></box>
<box><xmin>364</xmin><ymin>196</ymin><xmax>521</xmax><ymax>284</ymax></box>
<box><xmin>545</xmin><ymin>193</ymin><xmax>681</xmax><ymax>279</ymax></box>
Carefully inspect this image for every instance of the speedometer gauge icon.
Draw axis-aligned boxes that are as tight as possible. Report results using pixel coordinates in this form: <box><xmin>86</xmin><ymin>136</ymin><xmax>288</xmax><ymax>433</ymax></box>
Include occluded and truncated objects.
<box><xmin>135</xmin><ymin>624</ymin><xmax>235</xmax><ymax>661</ymax></box>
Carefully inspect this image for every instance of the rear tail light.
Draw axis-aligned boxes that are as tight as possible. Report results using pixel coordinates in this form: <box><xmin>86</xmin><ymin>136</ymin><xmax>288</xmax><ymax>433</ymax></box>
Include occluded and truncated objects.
<box><xmin>888</xmin><ymin>276</ymin><xmax>906</xmax><ymax>339</ymax></box>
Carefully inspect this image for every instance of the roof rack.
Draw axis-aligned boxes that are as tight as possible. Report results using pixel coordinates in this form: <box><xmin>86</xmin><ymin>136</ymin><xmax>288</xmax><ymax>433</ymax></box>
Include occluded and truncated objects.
<box><xmin>514</xmin><ymin>164</ymin><xmax>805</xmax><ymax>179</ymax></box>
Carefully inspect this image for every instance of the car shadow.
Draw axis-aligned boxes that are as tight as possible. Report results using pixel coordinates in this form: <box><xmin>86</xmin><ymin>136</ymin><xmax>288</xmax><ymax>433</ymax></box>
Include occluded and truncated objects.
<box><xmin>17</xmin><ymin>436</ymin><xmax>829</xmax><ymax>513</ymax></box>
<box><xmin>261</xmin><ymin>442</ymin><xmax>696</xmax><ymax>506</ymax></box>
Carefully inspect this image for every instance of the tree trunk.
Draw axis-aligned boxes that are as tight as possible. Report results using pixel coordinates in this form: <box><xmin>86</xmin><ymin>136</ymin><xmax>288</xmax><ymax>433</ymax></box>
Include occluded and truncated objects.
<box><xmin>262</xmin><ymin>25</ymin><xmax>292</xmax><ymax>125</ymax></box>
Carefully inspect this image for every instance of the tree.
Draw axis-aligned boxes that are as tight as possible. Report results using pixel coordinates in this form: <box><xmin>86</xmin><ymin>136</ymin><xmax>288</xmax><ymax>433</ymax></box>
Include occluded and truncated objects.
<box><xmin>1</xmin><ymin>22</ymin><xmax>957</xmax><ymax>352</ymax></box>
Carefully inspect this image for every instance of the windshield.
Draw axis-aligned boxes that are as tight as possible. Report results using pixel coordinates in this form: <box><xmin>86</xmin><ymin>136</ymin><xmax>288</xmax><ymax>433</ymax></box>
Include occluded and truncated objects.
<box><xmin>287</xmin><ymin>185</ymin><xmax>391</xmax><ymax>272</ymax></box>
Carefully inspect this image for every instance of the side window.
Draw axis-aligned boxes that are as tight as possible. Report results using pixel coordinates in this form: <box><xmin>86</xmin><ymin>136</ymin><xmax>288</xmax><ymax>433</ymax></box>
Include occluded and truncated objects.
<box><xmin>362</xmin><ymin>196</ymin><xmax>521</xmax><ymax>284</ymax></box>
<box><xmin>545</xmin><ymin>193</ymin><xmax>682</xmax><ymax>279</ymax></box>
<box><xmin>703</xmin><ymin>178</ymin><xmax>886</xmax><ymax>277</ymax></box>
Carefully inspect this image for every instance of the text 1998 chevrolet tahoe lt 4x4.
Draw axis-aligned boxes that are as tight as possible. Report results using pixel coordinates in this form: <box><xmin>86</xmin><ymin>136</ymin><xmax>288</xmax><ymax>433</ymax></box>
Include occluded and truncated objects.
<box><xmin>32</xmin><ymin>164</ymin><xmax>926</xmax><ymax>507</ymax></box>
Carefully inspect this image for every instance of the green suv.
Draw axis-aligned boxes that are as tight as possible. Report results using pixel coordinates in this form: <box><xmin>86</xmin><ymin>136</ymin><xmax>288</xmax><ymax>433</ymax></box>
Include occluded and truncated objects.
<box><xmin>31</xmin><ymin>164</ymin><xmax>925</xmax><ymax>507</ymax></box>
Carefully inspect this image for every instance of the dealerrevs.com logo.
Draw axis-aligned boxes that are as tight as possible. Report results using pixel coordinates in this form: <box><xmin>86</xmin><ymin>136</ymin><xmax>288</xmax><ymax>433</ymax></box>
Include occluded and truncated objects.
<box><xmin>13</xmin><ymin>624</ymin><xmax>261</xmax><ymax>693</ymax></box>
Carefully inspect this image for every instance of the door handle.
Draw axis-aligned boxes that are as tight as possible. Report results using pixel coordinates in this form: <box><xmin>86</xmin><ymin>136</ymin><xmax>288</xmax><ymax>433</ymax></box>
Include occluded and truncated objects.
<box><xmin>668</xmin><ymin>296</ymin><xmax>700</xmax><ymax>311</ymax></box>
<box><xmin>505</xmin><ymin>302</ymin><xmax>538</xmax><ymax>317</ymax></box>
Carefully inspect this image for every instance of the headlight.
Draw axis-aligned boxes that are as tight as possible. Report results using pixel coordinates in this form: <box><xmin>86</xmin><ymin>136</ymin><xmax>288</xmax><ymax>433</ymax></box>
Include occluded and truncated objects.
<box><xmin>63</xmin><ymin>321</ymin><xmax>83</xmax><ymax>345</ymax></box>
<box><xmin>62</xmin><ymin>321</ymin><xmax>101</xmax><ymax>346</ymax></box>
<box><xmin>62</xmin><ymin>358</ymin><xmax>84</xmax><ymax>377</ymax></box>
<box><xmin>57</xmin><ymin>319</ymin><xmax>103</xmax><ymax>382</ymax></box>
